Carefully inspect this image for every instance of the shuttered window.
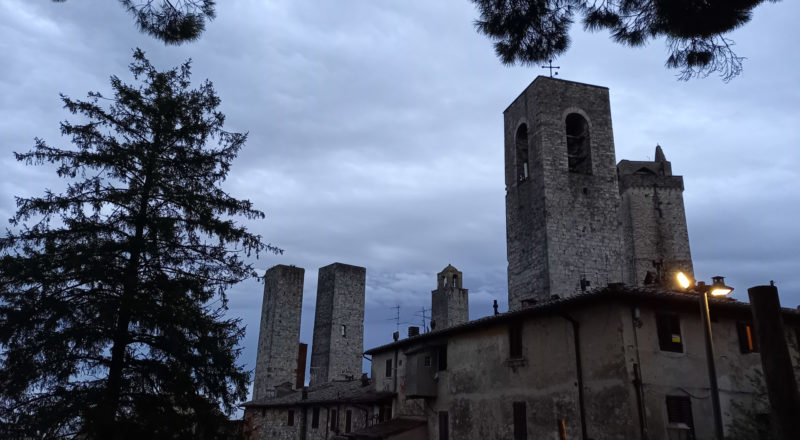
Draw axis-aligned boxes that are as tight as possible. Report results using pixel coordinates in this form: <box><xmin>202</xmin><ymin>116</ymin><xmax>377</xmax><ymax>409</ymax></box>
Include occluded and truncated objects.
<box><xmin>666</xmin><ymin>395</ymin><xmax>695</xmax><ymax>439</ymax></box>
<box><xmin>509</xmin><ymin>322</ymin><xmax>523</xmax><ymax>358</ymax></box>
<box><xmin>513</xmin><ymin>401</ymin><xmax>528</xmax><ymax>440</ymax></box>
<box><xmin>737</xmin><ymin>322</ymin><xmax>759</xmax><ymax>353</ymax></box>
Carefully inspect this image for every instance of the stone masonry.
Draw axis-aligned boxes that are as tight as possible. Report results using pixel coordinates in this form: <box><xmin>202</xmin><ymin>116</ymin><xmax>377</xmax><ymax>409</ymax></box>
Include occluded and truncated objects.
<box><xmin>505</xmin><ymin>77</ymin><xmax>625</xmax><ymax>309</ymax></box>
<box><xmin>252</xmin><ymin>264</ymin><xmax>304</xmax><ymax>401</ymax></box>
<box><xmin>618</xmin><ymin>145</ymin><xmax>694</xmax><ymax>286</ymax></box>
<box><xmin>431</xmin><ymin>264</ymin><xmax>469</xmax><ymax>330</ymax></box>
<box><xmin>309</xmin><ymin>262</ymin><xmax>366</xmax><ymax>386</ymax></box>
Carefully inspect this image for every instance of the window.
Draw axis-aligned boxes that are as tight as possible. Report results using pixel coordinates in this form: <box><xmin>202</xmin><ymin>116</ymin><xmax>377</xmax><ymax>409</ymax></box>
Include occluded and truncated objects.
<box><xmin>565</xmin><ymin>113</ymin><xmax>591</xmax><ymax>174</ymax></box>
<box><xmin>424</xmin><ymin>355</ymin><xmax>431</xmax><ymax>367</ymax></box>
<box><xmin>437</xmin><ymin>345</ymin><xmax>448</xmax><ymax>371</ymax></box>
<box><xmin>345</xmin><ymin>409</ymin><xmax>352</xmax><ymax>433</ymax></box>
<box><xmin>438</xmin><ymin>411</ymin><xmax>449</xmax><ymax>440</ymax></box>
<box><xmin>509</xmin><ymin>322</ymin><xmax>523</xmax><ymax>358</ymax></box>
<box><xmin>513</xmin><ymin>401</ymin><xmax>528</xmax><ymax>440</ymax></box>
<box><xmin>665</xmin><ymin>395</ymin><xmax>695</xmax><ymax>440</ymax></box>
<box><xmin>330</xmin><ymin>409</ymin><xmax>338</xmax><ymax>430</ymax></box>
<box><xmin>516</xmin><ymin>124</ymin><xmax>530</xmax><ymax>182</ymax></box>
<box><xmin>287</xmin><ymin>409</ymin><xmax>294</xmax><ymax>426</ymax></box>
<box><xmin>311</xmin><ymin>407</ymin><xmax>319</xmax><ymax>429</ymax></box>
<box><xmin>656</xmin><ymin>313</ymin><xmax>683</xmax><ymax>353</ymax></box>
<box><xmin>385</xmin><ymin>358</ymin><xmax>393</xmax><ymax>377</ymax></box>
<box><xmin>341</xmin><ymin>324</ymin><xmax>346</xmax><ymax>337</ymax></box>
<box><xmin>737</xmin><ymin>322</ymin><xmax>759</xmax><ymax>353</ymax></box>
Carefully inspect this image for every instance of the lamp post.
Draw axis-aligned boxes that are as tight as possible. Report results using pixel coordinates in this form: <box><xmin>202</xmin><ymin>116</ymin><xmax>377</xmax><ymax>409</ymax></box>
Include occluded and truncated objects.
<box><xmin>677</xmin><ymin>273</ymin><xmax>733</xmax><ymax>440</ymax></box>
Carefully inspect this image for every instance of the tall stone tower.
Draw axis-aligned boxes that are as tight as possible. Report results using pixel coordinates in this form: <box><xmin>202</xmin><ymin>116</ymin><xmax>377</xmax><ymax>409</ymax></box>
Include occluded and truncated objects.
<box><xmin>253</xmin><ymin>265</ymin><xmax>305</xmax><ymax>400</ymax></box>
<box><xmin>431</xmin><ymin>265</ymin><xmax>469</xmax><ymax>330</ymax></box>
<box><xmin>309</xmin><ymin>263</ymin><xmax>366</xmax><ymax>386</ymax></box>
<box><xmin>505</xmin><ymin>77</ymin><xmax>624</xmax><ymax>310</ymax></box>
<box><xmin>618</xmin><ymin>145</ymin><xmax>694</xmax><ymax>287</ymax></box>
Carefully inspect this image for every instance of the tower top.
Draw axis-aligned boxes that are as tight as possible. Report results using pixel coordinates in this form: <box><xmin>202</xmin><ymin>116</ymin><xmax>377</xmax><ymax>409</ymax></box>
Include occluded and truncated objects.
<box><xmin>437</xmin><ymin>265</ymin><xmax>462</xmax><ymax>289</ymax></box>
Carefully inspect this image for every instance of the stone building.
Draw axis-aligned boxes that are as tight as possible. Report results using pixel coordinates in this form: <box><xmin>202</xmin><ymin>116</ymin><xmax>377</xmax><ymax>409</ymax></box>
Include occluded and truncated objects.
<box><xmin>243</xmin><ymin>77</ymin><xmax>799</xmax><ymax>440</ymax></box>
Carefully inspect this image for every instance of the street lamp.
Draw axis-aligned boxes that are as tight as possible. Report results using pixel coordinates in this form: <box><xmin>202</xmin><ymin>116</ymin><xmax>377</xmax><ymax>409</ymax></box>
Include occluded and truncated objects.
<box><xmin>677</xmin><ymin>272</ymin><xmax>733</xmax><ymax>440</ymax></box>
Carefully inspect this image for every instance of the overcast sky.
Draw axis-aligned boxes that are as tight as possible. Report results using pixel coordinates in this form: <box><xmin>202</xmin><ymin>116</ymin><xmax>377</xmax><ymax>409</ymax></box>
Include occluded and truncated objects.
<box><xmin>2</xmin><ymin>1</ymin><xmax>798</xmax><ymax>402</ymax></box>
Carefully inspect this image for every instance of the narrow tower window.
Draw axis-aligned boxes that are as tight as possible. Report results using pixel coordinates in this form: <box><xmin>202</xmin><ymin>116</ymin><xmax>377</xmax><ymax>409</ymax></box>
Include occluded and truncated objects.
<box><xmin>516</xmin><ymin>124</ymin><xmax>529</xmax><ymax>182</ymax></box>
<box><xmin>565</xmin><ymin>113</ymin><xmax>591</xmax><ymax>174</ymax></box>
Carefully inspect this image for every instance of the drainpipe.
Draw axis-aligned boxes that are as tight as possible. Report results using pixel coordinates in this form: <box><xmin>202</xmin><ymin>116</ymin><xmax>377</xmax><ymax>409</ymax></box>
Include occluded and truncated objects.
<box><xmin>561</xmin><ymin>313</ymin><xmax>588</xmax><ymax>440</ymax></box>
<box><xmin>630</xmin><ymin>307</ymin><xmax>648</xmax><ymax>439</ymax></box>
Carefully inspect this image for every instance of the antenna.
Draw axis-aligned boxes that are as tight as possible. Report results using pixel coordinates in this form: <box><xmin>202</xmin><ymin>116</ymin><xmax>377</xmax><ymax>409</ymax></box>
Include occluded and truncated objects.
<box><xmin>387</xmin><ymin>304</ymin><xmax>401</xmax><ymax>333</ymax></box>
<box><xmin>414</xmin><ymin>307</ymin><xmax>430</xmax><ymax>333</ymax></box>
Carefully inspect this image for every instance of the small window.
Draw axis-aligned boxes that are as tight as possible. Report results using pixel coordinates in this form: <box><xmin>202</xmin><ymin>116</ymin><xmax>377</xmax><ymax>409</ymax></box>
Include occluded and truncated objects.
<box><xmin>516</xmin><ymin>124</ymin><xmax>530</xmax><ymax>183</ymax></box>
<box><xmin>737</xmin><ymin>322</ymin><xmax>759</xmax><ymax>353</ymax></box>
<box><xmin>330</xmin><ymin>409</ymin><xmax>338</xmax><ymax>430</ymax></box>
<box><xmin>665</xmin><ymin>395</ymin><xmax>695</xmax><ymax>439</ymax></box>
<box><xmin>311</xmin><ymin>407</ymin><xmax>319</xmax><ymax>429</ymax></box>
<box><xmin>287</xmin><ymin>409</ymin><xmax>294</xmax><ymax>426</ymax></box>
<box><xmin>424</xmin><ymin>355</ymin><xmax>431</xmax><ymax>367</ymax></box>
<box><xmin>341</xmin><ymin>324</ymin><xmax>346</xmax><ymax>337</ymax></box>
<box><xmin>345</xmin><ymin>410</ymin><xmax>352</xmax><ymax>433</ymax></box>
<box><xmin>439</xmin><ymin>411</ymin><xmax>449</xmax><ymax>440</ymax></box>
<box><xmin>565</xmin><ymin>113</ymin><xmax>591</xmax><ymax>174</ymax></box>
<box><xmin>385</xmin><ymin>358</ymin><xmax>392</xmax><ymax>377</ymax></box>
<box><xmin>509</xmin><ymin>322</ymin><xmax>523</xmax><ymax>358</ymax></box>
<box><xmin>437</xmin><ymin>345</ymin><xmax>448</xmax><ymax>371</ymax></box>
<box><xmin>513</xmin><ymin>401</ymin><xmax>528</xmax><ymax>440</ymax></box>
<box><xmin>656</xmin><ymin>313</ymin><xmax>683</xmax><ymax>353</ymax></box>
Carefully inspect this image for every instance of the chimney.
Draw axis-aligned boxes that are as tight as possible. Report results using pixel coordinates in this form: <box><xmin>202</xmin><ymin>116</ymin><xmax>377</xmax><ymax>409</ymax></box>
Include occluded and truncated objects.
<box><xmin>360</xmin><ymin>373</ymin><xmax>370</xmax><ymax>387</ymax></box>
<box><xmin>392</xmin><ymin>331</ymin><xmax>399</xmax><ymax>342</ymax></box>
<box><xmin>408</xmin><ymin>326</ymin><xmax>420</xmax><ymax>337</ymax></box>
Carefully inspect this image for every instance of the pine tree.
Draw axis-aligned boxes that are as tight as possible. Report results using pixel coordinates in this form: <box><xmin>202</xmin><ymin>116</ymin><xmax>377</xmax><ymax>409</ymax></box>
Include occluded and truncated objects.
<box><xmin>52</xmin><ymin>0</ymin><xmax>216</xmax><ymax>44</ymax></box>
<box><xmin>0</xmin><ymin>49</ymin><xmax>279</xmax><ymax>439</ymax></box>
<box><xmin>471</xmin><ymin>0</ymin><xmax>778</xmax><ymax>81</ymax></box>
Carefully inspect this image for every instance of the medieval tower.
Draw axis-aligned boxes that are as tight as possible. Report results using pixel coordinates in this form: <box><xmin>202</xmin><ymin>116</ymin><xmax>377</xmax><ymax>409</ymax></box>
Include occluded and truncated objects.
<box><xmin>252</xmin><ymin>264</ymin><xmax>305</xmax><ymax>400</ymax></box>
<box><xmin>618</xmin><ymin>145</ymin><xmax>694</xmax><ymax>286</ymax></box>
<box><xmin>504</xmin><ymin>77</ymin><xmax>625</xmax><ymax>310</ymax></box>
<box><xmin>309</xmin><ymin>262</ymin><xmax>366</xmax><ymax>386</ymax></box>
<box><xmin>430</xmin><ymin>265</ymin><xmax>469</xmax><ymax>330</ymax></box>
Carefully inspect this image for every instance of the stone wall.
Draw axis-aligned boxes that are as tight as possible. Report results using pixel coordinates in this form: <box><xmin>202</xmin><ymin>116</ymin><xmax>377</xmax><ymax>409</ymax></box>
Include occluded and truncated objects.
<box><xmin>253</xmin><ymin>265</ymin><xmax>305</xmax><ymax>401</ymax></box>
<box><xmin>310</xmin><ymin>263</ymin><xmax>366</xmax><ymax>385</ymax></box>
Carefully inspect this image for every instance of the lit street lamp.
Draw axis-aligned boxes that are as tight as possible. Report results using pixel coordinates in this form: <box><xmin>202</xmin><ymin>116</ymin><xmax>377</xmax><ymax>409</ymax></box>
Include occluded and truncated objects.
<box><xmin>677</xmin><ymin>272</ymin><xmax>733</xmax><ymax>440</ymax></box>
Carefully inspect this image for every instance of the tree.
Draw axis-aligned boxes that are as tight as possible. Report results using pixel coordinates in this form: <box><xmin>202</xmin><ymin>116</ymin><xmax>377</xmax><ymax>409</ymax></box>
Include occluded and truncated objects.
<box><xmin>0</xmin><ymin>49</ymin><xmax>279</xmax><ymax>439</ymax></box>
<box><xmin>470</xmin><ymin>0</ymin><xmax>780</xmax><ymax>81</ymax></box>
<box><xmin>52</xmin><ymin>0</ymin><xmax>216</xmax><ymax>44</ymax></box>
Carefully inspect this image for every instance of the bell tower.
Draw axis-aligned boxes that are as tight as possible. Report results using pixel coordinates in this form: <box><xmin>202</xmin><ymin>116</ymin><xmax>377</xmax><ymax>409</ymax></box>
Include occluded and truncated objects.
<box><xmin>431</xmin><ymin>265</ymin><xmax>469</xmax><ymax>330</ymax></box>
<box><xmin>504</xmin><ymin>77</ymin><xmax>624</xmax><ymax>310</ymax></box>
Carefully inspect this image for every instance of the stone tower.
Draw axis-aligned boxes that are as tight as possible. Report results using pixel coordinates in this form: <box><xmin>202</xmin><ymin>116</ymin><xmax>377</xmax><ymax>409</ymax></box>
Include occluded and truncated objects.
<box><xmin>505</xmin><ymin>77</ymin><xmax>624</xmax><ymax>310</ymax></box>
<box><xmin>618</xmin><ymin>145</ymin><xmax>694</xmax><ymax>287</ymax></box>
<box><xmin>309</xmin><ymin>263</ymin><xmax>366</xmax><ymax>386</ymax></box>
<box><xmin>253</xmin><ymin>264</ymin><xmax>304</xmax><ymax>400</ymax></box>
<box><xmin>431</xmin><ymin>265</ymin><xmax>469</xmax><ymax>330</ymax></box>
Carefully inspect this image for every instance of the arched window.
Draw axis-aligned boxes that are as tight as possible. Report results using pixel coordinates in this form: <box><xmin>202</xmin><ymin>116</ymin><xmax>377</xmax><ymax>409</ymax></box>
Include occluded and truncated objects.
<box><xmin>515</xmin><ymin>124</ymin><xmax>529</xmax><ymax>182</ymax></box>
<box><xmin>565</xmin><ymin>114</ymin><xmax>591</xmax><ymax>174</ymax></box>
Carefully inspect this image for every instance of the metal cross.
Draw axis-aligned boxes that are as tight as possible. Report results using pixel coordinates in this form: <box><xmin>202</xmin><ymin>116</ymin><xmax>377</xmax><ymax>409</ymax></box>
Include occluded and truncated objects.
<box><xmin>541</xmin><ymin>59</ymin><xmax>560</xmax><ymax>77</ymax></box>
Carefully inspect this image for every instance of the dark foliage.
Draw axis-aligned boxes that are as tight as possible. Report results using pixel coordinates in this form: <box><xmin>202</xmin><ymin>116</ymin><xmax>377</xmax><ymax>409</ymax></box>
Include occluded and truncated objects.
<box><xmin>0</xmin><ymin>49</ymin><xmax>279</xmax><ymax>439</ymax></box>
<box><xmin>53</xmin><ymin>0</ymin><xmax>216</xmax><ymax>44</ymax></box>
<box><xmin>471</xmin><ymin>0</ymin><xmax>780</xmax><ymax>81</ymax></box>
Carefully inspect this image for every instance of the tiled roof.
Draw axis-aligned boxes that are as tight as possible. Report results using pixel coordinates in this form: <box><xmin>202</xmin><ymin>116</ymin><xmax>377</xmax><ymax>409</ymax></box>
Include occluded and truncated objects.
<box><xmin>242</xmin><ymin>379</ymin><xmax>394</xmax><ymax>408</ymax></box>
<box><xmin>365</xmin><ymin>284</ymin><xmax>800</xmax><ymax>355</ymax></box>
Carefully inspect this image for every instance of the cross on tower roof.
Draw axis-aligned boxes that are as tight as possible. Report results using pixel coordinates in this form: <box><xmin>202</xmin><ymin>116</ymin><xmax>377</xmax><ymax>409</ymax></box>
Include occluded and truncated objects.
<box><xmin>541</xmin><ymin>59</ymin><xmax>560</xmax><ymax>77</ymax></box>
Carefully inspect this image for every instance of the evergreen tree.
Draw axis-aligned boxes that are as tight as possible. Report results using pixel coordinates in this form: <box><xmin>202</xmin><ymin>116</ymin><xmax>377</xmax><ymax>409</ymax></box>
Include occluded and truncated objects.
<box><xmin>470</xmin><ymin>0</ymin><xmax>780</xmax><ymax>81</ymax></box>
<box><xmin>0</xmin><ymin>49</ymin><xmax>279</xmax><ymax>439</ymax></box>
<box><xmin>52</xmin><ymin>0</ymin><xmax>215</xmax><ymax>44</ymax></box>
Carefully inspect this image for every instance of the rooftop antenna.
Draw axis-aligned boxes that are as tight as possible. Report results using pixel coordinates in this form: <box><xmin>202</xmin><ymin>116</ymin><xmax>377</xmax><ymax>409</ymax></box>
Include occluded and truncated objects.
<box><xmin>414</xmin><ymin>307</ymin><xmax>430</xmax><ymax>333</ymax></box>
<box><xmin>541</xmin><ymin>59</ymin><xmax>560</xmax><ymax>77</ymax></box>
<box><xmin>388</xmin><ymin>304</ymin><xmax>401</xmax><ymax>333</ymax></box>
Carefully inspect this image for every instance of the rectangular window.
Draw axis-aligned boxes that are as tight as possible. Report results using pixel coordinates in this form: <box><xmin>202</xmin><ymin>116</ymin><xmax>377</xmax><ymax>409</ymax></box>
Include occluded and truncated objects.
<box><xmin>437</xmin><ymin>345</ymin><xmax>447</xmax><ymax>371</ymax></box>
<box><xmin>665</xmin><ymin>395</ymin><xmax>695</xmax><ymax>439</ymax></box>
<box><xmin>513</xmin><ymin>401</ymin><xmax>528</xmax><ymax>440</ymax></box>
<box><xmin>385</xmin><ymin>358</ymin><xmax>392</xmax><ymax>377</ymax></box>
<box><xmin>345</xmin><ymin>409</ymin><xmax>352</xmax><ymax>433</ymax></box>
<box><xmin>438</xmin><ymin>411</ymin><xmax>449</xmax><ymax>440</ymax></box>
<box><xmin>656</xmin><ymin>313</ymin><xmax>683</xmax><ymax>353</ymax></box>
<box><xmin>509</xmin><ymin>322</ymin><xmax>523</xmax><ymax>358</ymax></box>
<box><xmin>330</xmin><ymin>409</ymin><xmax>338</xmax><ymax>430</ymax></box>
<box><xmin>341</xmin><ymin>324</ymin><xmax>347</xmax><ymax>337</ymax></box>
<box><xmin>287</xmin><ymin>409</ymin><xmax>294</xmax><ymax>426</ymax></box>
<box><xmin>737</xmin><ymin>322</ymin><xmax>759</xmax><ymax>353</ymax></box>
<box><xmin>424</xmin><ymin>355</ymin><xmax>431</xmax><ymax>367</ymax></box>
<box><xmin>311</xmin><ymin>407</ymin><xmax>319</xmax><ymax>429</ymax></box>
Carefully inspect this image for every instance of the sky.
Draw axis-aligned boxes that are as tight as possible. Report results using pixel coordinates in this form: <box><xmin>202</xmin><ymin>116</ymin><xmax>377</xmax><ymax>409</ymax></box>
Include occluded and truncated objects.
<box><xmin>1</xmin><ymin>1</ymin><xmax>798</xmax><ymax>405</ymax></box>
